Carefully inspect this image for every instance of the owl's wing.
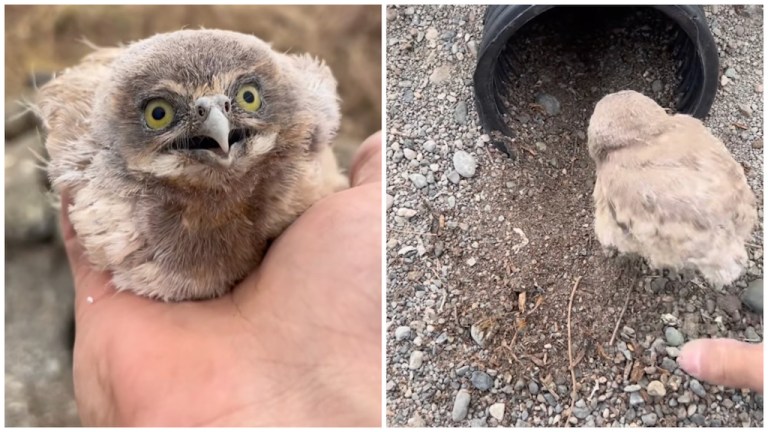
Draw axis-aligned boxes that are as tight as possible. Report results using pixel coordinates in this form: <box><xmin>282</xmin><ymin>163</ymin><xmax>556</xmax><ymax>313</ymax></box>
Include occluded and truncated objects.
<box><xmin>36</xmin><ymin>47</ymin><xmax>124</xmax><ymax>192</ymax></box>
<box><xmin>597</xmin><ymin>117</ymin><xmax>757</xmax><ymax>281</ymax></box>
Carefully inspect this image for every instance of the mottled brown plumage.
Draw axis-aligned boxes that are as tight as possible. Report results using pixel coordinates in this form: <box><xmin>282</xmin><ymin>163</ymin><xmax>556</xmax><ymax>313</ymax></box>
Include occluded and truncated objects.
<box><xmin>37</xmin><ymin>29</ymin><xmax>348</xmax><ymax>301</ymax></box>
<box><xmin>588</xmin><ymin>90</ymin><xmax>757</xmax><ymax>287</ymax></box>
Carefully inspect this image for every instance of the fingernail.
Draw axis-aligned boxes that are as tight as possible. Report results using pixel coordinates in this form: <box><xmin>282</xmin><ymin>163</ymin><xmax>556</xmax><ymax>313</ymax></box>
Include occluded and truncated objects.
<box><xmin>678</xmin><ymin>342</ymin><xmax>702</xmax><ymax>376</ymax></box>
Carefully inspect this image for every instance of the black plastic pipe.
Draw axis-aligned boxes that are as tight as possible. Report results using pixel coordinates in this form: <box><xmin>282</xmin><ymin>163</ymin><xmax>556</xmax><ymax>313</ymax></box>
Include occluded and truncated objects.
<box><xmin>474</xmin><ymin>5</ymin><xmax>719</xmax><ymax>154</ymax></box>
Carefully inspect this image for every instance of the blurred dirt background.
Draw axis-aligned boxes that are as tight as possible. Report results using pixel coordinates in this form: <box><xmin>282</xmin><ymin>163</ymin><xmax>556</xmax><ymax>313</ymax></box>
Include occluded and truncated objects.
<box><xmin>4</xmin><ymin>5</ymin><xmax>381</xmax><ymax>426</ymax></box>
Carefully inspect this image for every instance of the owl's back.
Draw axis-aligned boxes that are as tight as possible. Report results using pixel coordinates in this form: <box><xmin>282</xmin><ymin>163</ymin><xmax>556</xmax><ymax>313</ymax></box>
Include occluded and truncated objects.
<box><xmin>593</xmin><ymin>114</ymin><xmax>757</xmax><ymax>286</ymax></box>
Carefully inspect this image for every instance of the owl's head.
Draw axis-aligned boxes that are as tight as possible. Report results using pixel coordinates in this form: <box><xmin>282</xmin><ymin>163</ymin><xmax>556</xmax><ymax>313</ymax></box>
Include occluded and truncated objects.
<box><xmin>587</xmin><ymin>90</ymin><xmax>670</xmax><ymax>162</ymax></box>
<box><xmin>92</xmin><ymin>29</ymin><xmax>339</xmax><ymax>190</ymax></box>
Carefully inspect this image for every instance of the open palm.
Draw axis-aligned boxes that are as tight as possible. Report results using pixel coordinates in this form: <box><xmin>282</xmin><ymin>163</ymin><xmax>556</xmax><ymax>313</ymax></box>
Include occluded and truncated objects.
<box><xmin>64</xmin><ymin>133</ymin><xmax>382</xmax><ymax>426</ymax></box>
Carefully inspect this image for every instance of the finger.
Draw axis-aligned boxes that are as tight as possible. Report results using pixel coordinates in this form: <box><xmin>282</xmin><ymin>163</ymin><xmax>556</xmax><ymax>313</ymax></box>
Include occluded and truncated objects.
<box><xmin>678</xmin><ymin>338</ymin><xmax>763</xmax><ymax>393</ymax></box>
<box><xmin>59</xmin><ymin>191</ymin><xmax>115</xmax><ymax>309</ymax></box>
<box><xmin>349</xmin><ymin>131</ymin><xmax>382</xmax><ymax>187</ymax></box>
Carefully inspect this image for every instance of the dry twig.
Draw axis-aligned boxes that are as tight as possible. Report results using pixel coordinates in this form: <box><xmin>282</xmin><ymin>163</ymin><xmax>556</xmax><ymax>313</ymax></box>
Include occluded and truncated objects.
<box><xmin>609</xmin><ymin>282</ymin><xmax>633</xmax><ymax>346</ymax></box>
<box><xmin>567</xmin><ymin>276</ymin><xmax>583</xmax><ymax>421</ymax></box>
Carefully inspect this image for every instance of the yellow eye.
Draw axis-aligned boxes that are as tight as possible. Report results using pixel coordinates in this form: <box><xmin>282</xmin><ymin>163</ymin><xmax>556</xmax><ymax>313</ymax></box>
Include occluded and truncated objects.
<box><xmin>236</xmin><ymin>84</ymin><xmax>261</xmax><ymax>112</ymax></box>
<box><xmin>144</xmin><ymin>99</ymin><xmax>175</xmax><ymax>130</ymax></box>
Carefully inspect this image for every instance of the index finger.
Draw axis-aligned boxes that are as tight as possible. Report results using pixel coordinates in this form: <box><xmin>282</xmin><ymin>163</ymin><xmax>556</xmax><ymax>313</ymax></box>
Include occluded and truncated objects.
<box><xmin>678</xmin><ymin>338</ymin><xmax>764</xmax><ymax>393</ymax></box>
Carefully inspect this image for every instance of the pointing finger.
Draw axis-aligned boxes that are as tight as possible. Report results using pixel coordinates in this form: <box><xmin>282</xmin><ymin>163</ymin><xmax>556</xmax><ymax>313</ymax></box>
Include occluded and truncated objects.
<box><xmin>678</xmin><ymin>338</ymin><xmax>763</xmax><ymax>393</ymax></box>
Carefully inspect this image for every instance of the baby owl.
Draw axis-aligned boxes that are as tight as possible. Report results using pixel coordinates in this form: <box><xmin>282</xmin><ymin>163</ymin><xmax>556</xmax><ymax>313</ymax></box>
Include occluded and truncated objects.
<box><xmin>588</xmin><ymin>90</ymin><xmax>757</xmax><ymax>288</ymax></box>
<box><xmin>37</xmin><ymin>29</ymin><xmax>349</xmax><ymax>301</ymax></box>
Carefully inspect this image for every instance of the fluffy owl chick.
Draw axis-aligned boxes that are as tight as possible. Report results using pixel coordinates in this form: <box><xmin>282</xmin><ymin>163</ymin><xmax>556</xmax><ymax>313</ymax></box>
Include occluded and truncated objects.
<box><xmin>37</xmin><ymin>29</ymin><xmax>349</xmax><ymax>301</ymax></box>
<box><xmin>588</xmin><ymin>90</ymin><xmax>757</xmax><ymax>288</ymax></box>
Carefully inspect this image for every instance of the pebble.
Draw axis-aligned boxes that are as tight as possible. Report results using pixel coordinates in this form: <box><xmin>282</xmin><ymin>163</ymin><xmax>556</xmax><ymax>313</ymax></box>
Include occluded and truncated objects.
<box><xmin>647</xmin><ymin>380</ymin><xmax>666</xmax><ymax>397</ymax></box>
<box><xmin>489</xmin><ymin>402</ymin><xmax>505</xmax><ymax>420</ymax></box>
<box><xmin>409</xmin><ymin>350</ymin><xmax>424</xmax><ymax>369</ymax></box>
<box><xmin>641</xmin><ymin>412</ymin><xmax>658</xmax><ymax>426</ymax></box>
<box><xmin>629</xmin><ymin>392</ymin><xmax>644</xmax><ymax>407</ymax></box>
<box><xmin>661</xmin><ymin>357</ymin><xmax>678</xmax><ymax>371</ymax></box>
<box><xmin>453</xmin><ymin>151</ymin><xmax>477</xmax><ymax>178</ymax></box>
<box><xmin>395</xmin><ymin>326</ymin><xmax>412</xmax><ymax>341</ymax></box>
<box><xmin>652</xmin><ymin>79</ymin><xmax>663</xmax><ymax>92</ymax></box>
<box><xmin>665</xmin><ymin>327</ymin><xmax>685</xmax><ymax>346</ymax></box>
<box><xmin>386</xmin><ymin>194</ymin><xmax>394</xmax><ymax>210</ymax></box>
<box><xmin>528</xmin><ymin>381</ymin><xmax>539</xmax><ymax>395</ymax></box>
<box><xmin>429</xmin><ymin>65</ymin><xmax>452</xmax><ymax>85</ymax></box>
<box><xmin>471</xmin><ymin>371</ymin><xmax>493</xmax><ymax>391</ymax></box>
<box><xmin>689</xmin><ymin>379</ymin><xmax>706</xmax><ymax>398</ymax></box>
<box><xmin>744</xmin><ymin>326</ymin><xmax>761</xmax><ymax>341</ymax></box>
<box><xmin>423</xmin><ymin>140</ymin><xmax>436</xmax><ymax>152</ymax></box>
<box><xmin>738</xmin><ymin>103</ymin><xmax>753</xmax><ymax>117</ymax></box>
<box><xmin>452</xmin><ymin>389</ymin><xmax>471</xmax><ymax>421</ymax></box>
<box><xmin>623</xmin><ymin>384</ymin><xmax>641</xmax><ymax>393</ymax></box>
<box><xmin>403</xmin><ymin>148</ymin><xmax>417</xmax><ymax>160</ymax></box>
<box><xmin>572</xmin><ymin>400</ymin><xmax>590</xmax><ymax>419</ymax></box>
<box><xmin>742</xmin><ymin>278</ymin><xmax>763</xmax><ymax>313</ymax></box>
<box><xmin>535</xmin><ymin>93</ymin><xmax>561</xmax><ymax>115</ymax></box>
<box><xmin>454</xmin><ymin>101</ymin><xmax>468</xmax><ymax>124</ymax></box>
<box><xmin>407</xmin><ymin>412</ymin><xmax>426</xmax><ymax>427</ymax></box>
<box><xmin>447</xmin><ymin>170</ymin><xmax>461</xmax><ymax>184</ymax></box>
<box><xmin>752</xmin><ymin>139</ymin><xmax>763</xmax><ymax>149</ymax></box>
<box><xmin>665</xmin><ymin>347</ymin><xmax>681</xmax><ymax>358</ymax></box>
<box><xmin>409</xmin><ymin>173</ymin><xmax>428</xmax><ymax>188</ymax></box>
<box><xmin>397</xmin><ymin>208</ymin><xmax>417</xmax><ymax>219</ymax></box>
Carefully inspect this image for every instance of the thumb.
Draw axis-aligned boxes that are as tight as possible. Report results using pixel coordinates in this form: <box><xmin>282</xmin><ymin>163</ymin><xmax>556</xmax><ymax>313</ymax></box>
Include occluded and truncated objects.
<box><xmin>349</xmin><ymin>131</ymin><xmax>382</xmax><ymax>187</ymax></box>
<box><xmin>678</xmin><ymin>338</ymin><xmax>763</xmax><ymax>393</ymax></box>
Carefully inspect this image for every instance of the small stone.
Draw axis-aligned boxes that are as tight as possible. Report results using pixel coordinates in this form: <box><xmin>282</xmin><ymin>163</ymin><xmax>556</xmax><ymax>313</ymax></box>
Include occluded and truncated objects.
<box><xmin>471</xmin><ymin>371</ymin><xmax>493</xmax><ymax>391</ymax></box>
<box><xmin>453</xmin><ymin>151</ymin><xmax>477</xmax><ymax>178</ymax></box>
<box><xmin>721</xmin><ymin>75</ymin><xmax>730</xmax><ymax>86</ymax></box>
<box><xmin>397</xmin><ymin>208</ymin><xmax>417</xmax><ymax>219</ymax></box>
<box><xmin>738</xmin><ymin>103</ymin><xmax>753</xmax><ymax>117</ymax></box>
<box><xmin>647</xmin><ymin>380</ymin><xmax>666</xmax><ymax>397</ymax></box>
<box><xmin>489</xmin><ymin>402</ymin><xmax>505</xmax><ymax>420</ymax></box>
<box><xmin>742</xmin><ymin>279</ymin><xmax>763</xmax><ymax>313</ymax></box>
<box><xmin>735</xmin><ymin>25</ymin><xmax>745</xmax><ymax>36</ymax></box>
<box><xmin>665</xmin><ymin>347</ymin><xmax>681</xmax><ymax>358</ymax></box>
<box><xmin>535</xmin><ymin>93</ymin><xmax>560</xmax><ymax>116</ymax></box>
<box><xmin>466</xmin><ymin>257</ymin><xmax>477</xmax><ymax>266</ymax></box>
<box><xmin>409</xmin><ymin>173</ymin><xmax>428</xmax><ymax>188</ymax></box>
<box><xmin>752</xmin><ymin>139</ymin><xmax>763</xmax><ymax>149</ymax></box>
<box><xmin>661</xmin><ymin>357</ymin><xmax>678</xmax><ymax>371</ymax></box>
<box><xmin>623</xmin><ymin>384</ymin><xmax>641</xmax><ymax>393</ymax></box>
<box><xmin>447</xmin><ymin>170</ymin><xmax>461</xmax><ymax>184</ymax></box>
<box><xmin>409</xmin><ymin>350</ymin><xmax>424</xmax><ymax>369</ymax></box>
<box><xmin>454</xmin><ymin>101</ymin><xmax>468</xmax><ymax>125</ymax></box>
<box><xmin>718</xmin><ymin>293</ymin><xmax>742</xmax><ymax>316</ymax></box>
<box><xmin>425</xmin><ymin>27</ymin><xmax>438</xmax><ymax>41</ymax></box>
<box><xmin>528</xmin><ymin>381</ymin><xmax>539</xmax><ymax>395</ymax></box>
<box><xmin>423</xmin><ymin>140</ymin><xmax>436</xmax><ymax>152</ymax></box>
<box><xmin>469</xmin><ymin>418</ymin><xmax>486</xmax><ymax>427</ymax></box>
<box><xmin>629</xmin><ymin>392</ymin><xmax>644</xmax><ymax>407</ymax></box>
<box><xmin>689</xmin><ymin>379</ymin><xmax>706</xmax><ymax>398</ymax></box>
<box><xmin>651</xmin><ymin>80</ymin><xmax>663</xmax><ymax>92</ymax></box>
<box><xmin>403</xmin><ymin>148</ymin><xmax>417</xmax><ymax>160</ymax></box>
<box><xmin>430</xmin><ymin>65</ymin><xmax>452</xmax><ymax>85</ymax></box>
<box><xmin>386</xmin><ymin>194</ymin><xmax>394</xmax><ymax>210</ymax></box>
<box><xmin>452</xmin><ymin>389</ymin><xmax>471</xmax><ymax>421</ymax></box>
<box><xmin>665</xmin><ymin>327</ymin><xmax>685</xmax><ymax>346</ymax></box>
<box><xmin>744</xmin><ymin>326</ymin><xmax>761</xmax><ymax>341</ymax></box>
<box><xmin>395</xmin><ymin>326</ymin><xmax>412</xmax><ymax>341</ymax></box>
<box><xmin>725</xmin><ymin>67</ymin><xmax>738</xmax><ymax>79</ymax></box>
<box><xmin>535</xmin><ymin>141</ymin><xmax>547</xmax><ymax>152</ymax></box>
<box><xmin>572</xmin><ymin>402</ymin><xmax>590</xmax><ymax>419</ymax></box>
<box><xmin>641</xmin><ymin>413</ymin><xmax>658</xmax><ymax>426</ymax></box>
<box><xmin>407</xmin><ymin>412</ymin><xmax>426</xmax><ymax>427</ymax></box>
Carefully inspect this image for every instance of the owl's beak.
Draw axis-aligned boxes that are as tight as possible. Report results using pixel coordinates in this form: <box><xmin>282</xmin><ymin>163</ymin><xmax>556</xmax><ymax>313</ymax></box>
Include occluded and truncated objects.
<box><xmin>195</xmin><ymin>95</ymin><xmax>231</xmax><ymax>154</ymax></box>
<box><xmin>199</xmin><ymin>107</ymin><xmax>230</xmax><ymax>154</ymax></box>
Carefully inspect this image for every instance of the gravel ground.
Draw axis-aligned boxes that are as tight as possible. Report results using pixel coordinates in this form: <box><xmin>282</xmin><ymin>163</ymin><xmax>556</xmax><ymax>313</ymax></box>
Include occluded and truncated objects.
<box><xmin>385</xmin><ymin>4</ymin><xmax>763</xmax><ymax>427</ymax></box>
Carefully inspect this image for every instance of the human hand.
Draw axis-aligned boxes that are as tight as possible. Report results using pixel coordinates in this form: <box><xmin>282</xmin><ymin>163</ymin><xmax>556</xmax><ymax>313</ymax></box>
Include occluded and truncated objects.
<box><xmin>63</xmin><ymin>132</ymin><xmax>382</xmax><ymax>426</ymax></box>
<box><xmin>678</xmin><ymin>338</ymin><xmax>763</xmax><ymax>393</ymax></box>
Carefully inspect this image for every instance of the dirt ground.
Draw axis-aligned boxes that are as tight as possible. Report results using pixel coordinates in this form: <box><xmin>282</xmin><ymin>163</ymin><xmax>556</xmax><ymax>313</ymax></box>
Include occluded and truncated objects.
<box><xmin>4</xmin><ymin>5</ymin><xmax>380</xmax><ymax>426</ymax></box>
